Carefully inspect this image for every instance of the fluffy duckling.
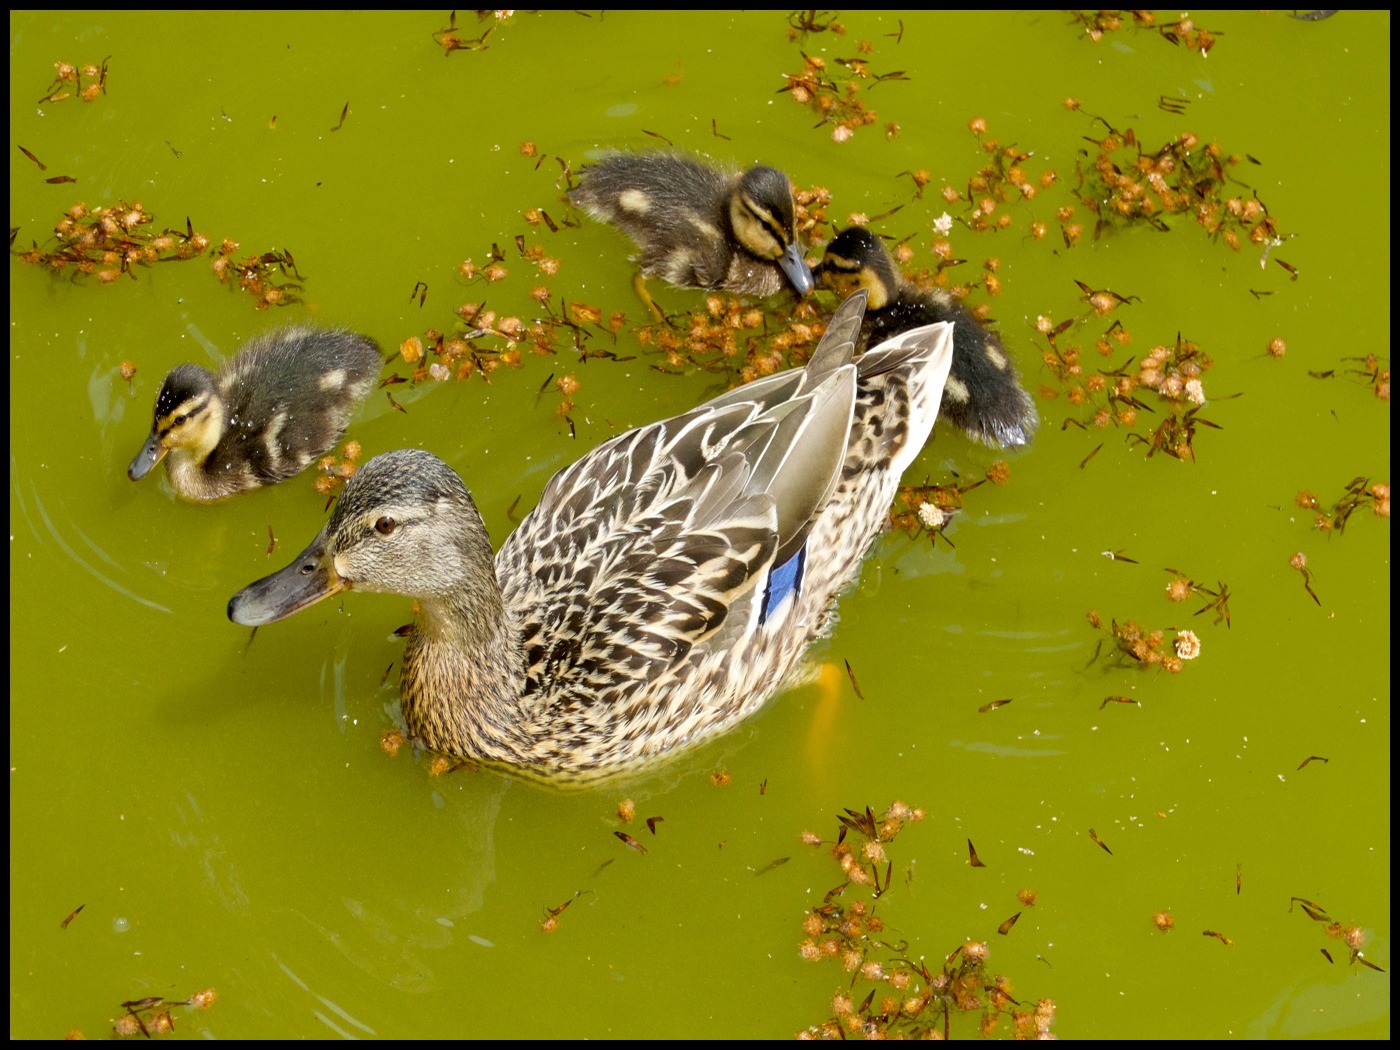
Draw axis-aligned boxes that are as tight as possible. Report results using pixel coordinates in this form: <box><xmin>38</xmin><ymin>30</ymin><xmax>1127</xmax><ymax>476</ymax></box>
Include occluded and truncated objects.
<box><xmin>569</xmin><ymin>151</ymin><xmax>815</xmax><ymax>299</ymax></box>
<box><xmin>128</xmin><ymin>326</ymin><xmax>382</xmax><ymax>503</ymax></box>
<box><xmin>816</xmin><ymin>226</ymin><xmax>1039</xmax><ymax>448</ymax></box>
<box><xmin>228</xmin><ymin>292</ymin><xmax>955</xmax><ymax>781</ymax></box>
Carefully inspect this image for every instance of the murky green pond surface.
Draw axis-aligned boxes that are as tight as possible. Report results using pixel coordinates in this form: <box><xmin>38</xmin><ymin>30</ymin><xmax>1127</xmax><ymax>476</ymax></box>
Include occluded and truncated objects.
<box><xmin>10</xmin><ymin>10</ymin><xmax>1389</xmax><ymax>1039</ymax></box>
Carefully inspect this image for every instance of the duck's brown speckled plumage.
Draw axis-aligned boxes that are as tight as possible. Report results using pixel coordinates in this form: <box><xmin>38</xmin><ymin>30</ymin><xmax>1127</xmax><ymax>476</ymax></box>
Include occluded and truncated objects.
<box><xmin>128</xmin><ymin>326</ymin><xmax>381</xmax><ymax>502</ymax></box>
<box><xmin>228</xmin><ymin>293</ymin><xmax>953</xmax><ymax>782</ymax></box>
<box><xmin>569</xmin><ymin>151</ymin><xmax>815</xmax><ymax>298</ymax></box>
<box><xmin>816</xmin><ymin>226</ymin><xmax>1039</xmax><ymax>449</ymax></box>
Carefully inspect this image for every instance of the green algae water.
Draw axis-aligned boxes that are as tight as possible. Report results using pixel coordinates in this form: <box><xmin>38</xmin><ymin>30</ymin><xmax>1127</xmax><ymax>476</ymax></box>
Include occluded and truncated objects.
<box><xmin>10</xmin><ymin>11</ymin><xmax>1389</xmax><ymax>1039</ymax></box>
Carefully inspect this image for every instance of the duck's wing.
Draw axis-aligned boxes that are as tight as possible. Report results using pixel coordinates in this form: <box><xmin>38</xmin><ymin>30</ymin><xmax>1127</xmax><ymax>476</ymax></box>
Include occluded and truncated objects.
<box><xmin>500</xmin><ymin>312</ymin><xmax>862</xmax><ymax>706</ymax></box>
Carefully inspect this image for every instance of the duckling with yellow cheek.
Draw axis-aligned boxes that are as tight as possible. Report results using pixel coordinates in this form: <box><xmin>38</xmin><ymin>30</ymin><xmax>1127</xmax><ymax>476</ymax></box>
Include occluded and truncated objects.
<box><xmin>816</xmin><ymin>226</ymin><xmax>1038</xmax><ymax>449</ymax></box>
<box><xmin>128</xmin><ymin>326</ymin><xmax>382</xmax><ymax>503</ymax></box>
<box><xmin>569</xmin><ymin>151</ymin><xmax>816</xmax><ymax>300</ymax></box>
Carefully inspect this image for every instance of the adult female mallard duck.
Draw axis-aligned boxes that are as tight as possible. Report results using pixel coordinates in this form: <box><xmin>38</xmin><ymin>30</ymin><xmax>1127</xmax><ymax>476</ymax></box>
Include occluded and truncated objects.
<box><xmin>128</xmin><ymin>326</ymin><xmax>382</xmax><ymax>503</ymax></box>
<box><xmin>569</xmin><ymin>151</ymin><xmax>816</xmax><ymax>301</ymax></box>
<box><xmin>816</xmin><ymin>226</ymin><xmax>1039</xmax><ymax>449</ymax></box>
<box><xmin>228</xmin><ymin>291</ymin><xmax>953</xmax><ymax>781</ymax></box>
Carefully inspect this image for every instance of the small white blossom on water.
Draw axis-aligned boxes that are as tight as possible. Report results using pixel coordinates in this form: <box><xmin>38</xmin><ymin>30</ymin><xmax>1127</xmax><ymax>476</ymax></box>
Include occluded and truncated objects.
<box><xmin>933</xmin><ymin>212</ymin><xmax>954</xmax><ymax>235</ymax></box>
<box><xmin>1174</xmin><ymin>630</ymin><xmax>1202</xmax><ymax>660</ymax></box>
<box><xmin>917</xmin><ymin>502</ymin><xmax>949</xmax><ymax>530</ymax></box>
<box><xmin>1185</xmin><ymin>378</ymin><xmax>1206</xmax><ymax>405</ymax></box>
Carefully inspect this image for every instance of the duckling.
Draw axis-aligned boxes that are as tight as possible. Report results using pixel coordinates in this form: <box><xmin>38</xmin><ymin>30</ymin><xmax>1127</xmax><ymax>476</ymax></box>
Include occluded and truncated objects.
<box><xmin>815</xmin><ymin>226</ymin><xmax>1039</xmax><ymax>448</ymax></box>
<box><xmin>228</xmin><ymin>291</ymin><xmax>955</xmax><ymax>782</ymax></box>
<box><xmin>127</xmin><ymin>326</ymin><xmax>382</xmax><ymax>503</ymax></box>
<box><xmin>569</xmin><ymin>151</ymin><xmax>816</xmax><ymax>302</ymax></box>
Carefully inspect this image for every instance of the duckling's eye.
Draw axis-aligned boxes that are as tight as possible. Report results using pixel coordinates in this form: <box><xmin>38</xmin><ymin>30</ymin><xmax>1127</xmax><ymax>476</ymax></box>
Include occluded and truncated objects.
<box><xmin>173</xmin><ymin>413</ymin><xmax>188</xmax><ymax>426</ymax></box>
<box><xmin>374</xmin><ymin>515</ymin><xmax>397</xmax><ymax>536</ymax></box>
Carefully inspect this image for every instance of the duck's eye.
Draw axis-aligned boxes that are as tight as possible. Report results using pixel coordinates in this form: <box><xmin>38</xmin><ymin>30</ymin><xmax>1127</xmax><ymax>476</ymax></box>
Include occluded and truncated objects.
<box><xmin>374</xmin><ymin>515</ymin><xmax>397</xmax><ymax>536</ymax></box>
<box><xmin>173</xmin><ymin>413</ymin><xmax>188</xmax><ymax>426</ymax></box>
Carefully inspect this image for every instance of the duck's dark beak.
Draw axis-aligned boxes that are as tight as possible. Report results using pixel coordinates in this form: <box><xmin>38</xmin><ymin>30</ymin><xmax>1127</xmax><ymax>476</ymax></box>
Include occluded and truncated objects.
<box><xmin>780</xmin><ymin>243</ymin><xmax>816</xmax><ymax>296</ymax></box>
<box><xmin>228</xmin><ymin>530</ymin><xmax>348</xmax><ymax>626</ymax></box>
<box><xmin>127</xmin><ymin>431</ymin><xmax>167</xmax><ymax>481</ymax></box>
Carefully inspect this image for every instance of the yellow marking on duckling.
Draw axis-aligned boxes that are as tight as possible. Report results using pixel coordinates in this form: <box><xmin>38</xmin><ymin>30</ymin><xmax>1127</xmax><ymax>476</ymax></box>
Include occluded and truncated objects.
<box><xmin>661</xmin><ymin>250</ymin><xmax>697</xmax><ymax>288</ymax></box>
<box><xmin>685</xmin><ymin>212</ymin><xmax>723</xmax><ymax>243</ymax></box>
<box><xmin>618</xmin><ymin>188</ymin><xmax>652</xmax><ymax>215</ymax></box>
<box><xmin>157</xmin><ymin>394</ymin><xmax>210</xmax><ymax>437</ymax></box>
<box><xmin>164</xmin><ymin>398</ymin><xmax>223</xmax><ymax>461</ymax></box>
<box><xmin>263</xmin><ymin>410</ymin><xmax>288</xmax><ymax>467</ymax></box>
<box><xmin>319</xmin><ymin>368</ymin><xmax>347</xmax><ymax>391</ymax></box>
<box><xmin>982</xmin><ymin>341</ymin><xmax>1009</xmax><ymax>371</ymax></box>
<box><xmin>728</xmin><ymin>199</ymin><xmax>782</xmax><ymax>259</ymax></box>
<box><xmin>943</xmin><ymin>375</ymin><xmax>971</xmax><ymax>404</ymax></box>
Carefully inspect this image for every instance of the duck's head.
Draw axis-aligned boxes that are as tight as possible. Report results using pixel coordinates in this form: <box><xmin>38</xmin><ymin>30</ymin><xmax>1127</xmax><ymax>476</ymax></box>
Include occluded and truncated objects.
<box><xmin>228</xmin><ymin>449</ymin><xmax>498</xmax><ymax>628</ymax></box>
<box><xmin>814</xmin><ymin>226</ymin><xmax>899</xmax><ymax>310</ymax></box>
<box><xmin>128</xmin><ymin>364</ymin><xmax>226</xmax><ymax>481</ymax></box>
<box><xmin>728</xmin><ymin>165</ymin><xmax>815</xmax><ymax>296</ymax></box>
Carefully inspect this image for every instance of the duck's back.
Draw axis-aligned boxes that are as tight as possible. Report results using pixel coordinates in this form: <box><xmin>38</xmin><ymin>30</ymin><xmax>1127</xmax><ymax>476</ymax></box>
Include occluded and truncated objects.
<box><xmin>493</xmin><ymin>305</ymin><xmax>954</xmax><ymax>775</ymax></box>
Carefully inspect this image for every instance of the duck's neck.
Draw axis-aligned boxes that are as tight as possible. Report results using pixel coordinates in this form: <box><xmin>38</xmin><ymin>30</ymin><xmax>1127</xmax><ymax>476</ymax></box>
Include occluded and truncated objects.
<box><xmin>401</xmin><ymin>582</ymin><xmax>529</xmax><ymax>761</ymax></box>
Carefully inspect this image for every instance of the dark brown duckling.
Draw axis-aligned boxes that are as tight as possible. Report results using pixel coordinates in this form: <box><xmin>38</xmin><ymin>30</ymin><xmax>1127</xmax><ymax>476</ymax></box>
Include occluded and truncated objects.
<box><xmin>128</xmin><ymin>325</ymin><xmax>382</xmax><ymax>503</ymax></box>
<box><xmin>569</xmin><ymin>151</ymin><xmax>815</xmax><ymax>299</ymax></box>
<box><xmin>816</xmin><ymin>226</ymin><xmax>1038</xmax><ymax>448</ymax></box>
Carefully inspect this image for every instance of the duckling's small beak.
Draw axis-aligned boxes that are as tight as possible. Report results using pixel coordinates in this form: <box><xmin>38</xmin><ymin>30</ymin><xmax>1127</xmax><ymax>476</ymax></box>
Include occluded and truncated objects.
<box><xmin>227</xmin><ymin>532</ymin><xmax>348</xmax><ymax>627</ymax></box>
<box><xmin>127</xmin><ymin>432</ymin><xmax>167</xmax><ymax>481</ymax></box>
<box><xmin>780</xmin><ymin>243</ymin><xmax>816</xmax><ymax>297</ymax></box>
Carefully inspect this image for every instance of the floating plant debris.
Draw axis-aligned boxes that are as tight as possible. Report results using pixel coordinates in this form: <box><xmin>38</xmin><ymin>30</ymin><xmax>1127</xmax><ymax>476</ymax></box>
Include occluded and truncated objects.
<box><xmin>1069</xmin><ymin>11</ymin><xmax>1220</xmax><ymax>54</ymax></box>
<box><xmin>779</xmin><ymin>34</ymin><xmax>908</xmax><ymax>143</ymax></box>
<box><xmin>14</xmin><ymin>201</ymin><xmax>207</xmax><ymax>284</ymax></box>
<box><xmin>38</xmin><ymin>57</ymin><xmax>110</xmax><ymax>104</ymax></box>
<box><xmin>1163</xmin><ymin>568</ymin><xmax>1233</xmax><ymax>627</ymax></box>
<box><xmin>1084</xmin><ymin>610</ymin><xmax>1201</xmax><ymax>675</ymax></box>
<box><xmin>1288</xmin><ymin>551</ymin><xmax>1322</xmax><ymax>606</ymax></box>
<box><xmin>1299</xmin><ymin>477</ymin><xmax>1390</xmax><ymax>534</ymax></box>
<box><xmin>14</xmin><ymin>201</ymin><xmax>302</xmax><ymax>310</ymax></box>
<box><xmin>432</xmin><ymin>9</ymin><xmax>497</xmax><ymax>55</ymax></box>
<box><xmin>889</xmin><ymin>476</ymin><xmax>984</xmax><ymax>548</ymax></box>
<box><xmin>109</xmin><ymin>987</ymin><xmax>216</xmax><ymax>1039</ymax></box>
<box><xmin>796</xmin><ymin>800</ymin><xmax>1055</xmax><ymax>1039</ymax></box>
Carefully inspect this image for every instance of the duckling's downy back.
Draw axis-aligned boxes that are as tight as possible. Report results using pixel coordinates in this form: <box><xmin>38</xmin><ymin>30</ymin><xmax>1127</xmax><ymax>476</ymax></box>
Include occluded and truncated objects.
<box><xmin>817</xmin><ymin>226</ymin><xmax>1039</xmax><ymax>448</ymax></box>
<box><xmin>570</xmin><ymin>151</ymin><xmax>814</xmax><ymax>297</ymax></box>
